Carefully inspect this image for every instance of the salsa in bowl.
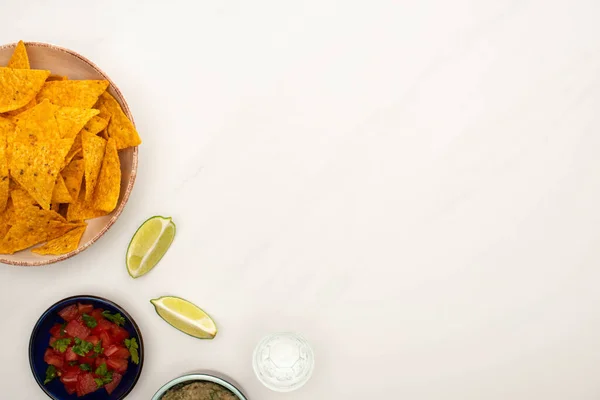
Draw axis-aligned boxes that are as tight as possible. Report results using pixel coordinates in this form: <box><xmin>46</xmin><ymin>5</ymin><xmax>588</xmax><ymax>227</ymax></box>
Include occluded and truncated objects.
<box><xmin>29</xmin><ymin>295</ymin><xmax>144</xmax><ymax>399</ymax></box>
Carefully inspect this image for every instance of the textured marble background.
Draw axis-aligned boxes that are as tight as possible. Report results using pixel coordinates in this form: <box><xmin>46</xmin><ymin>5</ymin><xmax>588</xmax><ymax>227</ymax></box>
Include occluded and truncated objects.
<box><xmin>1</xmin><ymin>1</ymin><xmax>600</xmax><ymax>399</ymax></box>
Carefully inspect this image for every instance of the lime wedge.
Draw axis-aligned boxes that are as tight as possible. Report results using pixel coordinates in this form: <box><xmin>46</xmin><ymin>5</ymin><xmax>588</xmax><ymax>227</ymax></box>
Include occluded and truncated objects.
<box><xmin>150</xmin><ymin>296</ymin><xmax>217</xmax><ymax>339</ymax></box>
<box><xmin>126</xmin><ymin>216</ymin><xmax>176</xmax><ymax>278</ymax></box>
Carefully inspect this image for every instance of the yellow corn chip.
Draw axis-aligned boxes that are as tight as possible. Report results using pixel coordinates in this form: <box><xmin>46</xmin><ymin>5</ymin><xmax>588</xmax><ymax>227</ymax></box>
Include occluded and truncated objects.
<box><xmin>0</xmin><ymin>118</ymin><xmax>11</xmax><ymax>212</ymax></box>
<box><xmin>67</xmin><ymin>186</ymin><xmax>106</xmax><ymax>221</ymax></box>
<box><xmin>98</xmin><ymin>128</ymin><xmax>109</xmax><ymax>141</ymax></box>
<box><xmin>51</xmin><ymin>174</ymin><xmax>72</xmax><ymax>203</ymax></box>
<box><xmin>61</xmin><ymin>148</ymin><xmax>81</xmax><ymax>171</ymax></box>
<box><xmin>61</xmin><ymin>131</ymin><xmax>83</xmax><ymax>170</ymax></box>
<box><xmin>0</xmin><ymin>67</ymin><xmax>50</xmax><ymax>113</ymax></box>
<box><xmin>62</xmin><ymin>159</ymin><xmax>85</xmax><ymax>202</ymax></box>
<box><xmin>50</xmin><ymin>202</ymin><xmax>60</xmax><ymax>212</ymax></box>
<box><xmin>47</xmin><ymin>74</ymin><xmax>67</xmax><ymax>82</ymax></box>
<box><xmin>55</xmin><ymin>106</ymin><xmax>99</xmax><ymax>139</ymax></box>
<box><xmin>81</xmin><ymin>131</ymin><xmax>106</xmax><ymax>201</ymax></box>
<box><xmin>93</xmin><ymin>138</ymin><xmax>120</xmax><ymax>212</ymax></box>
<box><xmin>82</xmin><ymin>115</ymin><xmax>108</xmax><ymax>135</ymax></box>
<box><xmin>95</xmin><ymin>91</ymin><xmax>141</xmax><ymax>149</ymax></box>
<box><xmin>46</xmin><ymin>220</ymin><xmax>84</xmax><ymax>240</ymax></box>
<box><xmin>10</xmin><ymin>187</ymin><xmax>37</xmax><ymax>210</ymax></box>
<box><xmin>0</xmin><ymin>199</ymin><xmax>14</xmax><ymax>239</ymax></box>
<box><xmin>0</xmin><ymin>206</ymin><xmax>66</xmax><ymax>253</ymax></box>
<box><xmin>1</xmin><ymin>98</ymin><xmax>37</xmax><ymax>118</ymax></box>
<box><xmin>10</xmin><ymin>137</ymin><xmax>72</xmax><ymax>210</ymax></box>
<box><xmin>12</xmin><ymin>99</ymin><xmax>60</xmax><ymax>142</ymax></box>
<box><xmin>6</xmin><ymin>41</ymin><xmax>30</xmax><ymax>69</ymax></box>
<box><xmin>32</xmin><ymin>225</ymin><xmax>86</xmax><ymax>255</ymax></box>
<box><xmin>36</xmin><ymin>80</ymin><xmax>109</xmax><ymax>109</ymax></box>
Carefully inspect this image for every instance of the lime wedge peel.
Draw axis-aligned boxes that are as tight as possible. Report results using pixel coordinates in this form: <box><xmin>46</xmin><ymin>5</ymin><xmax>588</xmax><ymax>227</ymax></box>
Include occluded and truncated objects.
<box><xmin>126</xmin><ymin>216</ymin><xmax>176</xmax><ymax>278</ymax></box>
<box><xmin>150</xmin><ymin>296</ymin><xmax>218</xmax><ymax>339</ymax></box>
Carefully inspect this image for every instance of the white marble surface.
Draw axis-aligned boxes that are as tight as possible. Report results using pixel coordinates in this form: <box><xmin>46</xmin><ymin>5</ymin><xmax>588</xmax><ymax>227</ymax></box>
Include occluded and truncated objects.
<box><xmin>1</xmin><ymin>0</ymin><xmax>600</xmax><ymax>399</ymax></box>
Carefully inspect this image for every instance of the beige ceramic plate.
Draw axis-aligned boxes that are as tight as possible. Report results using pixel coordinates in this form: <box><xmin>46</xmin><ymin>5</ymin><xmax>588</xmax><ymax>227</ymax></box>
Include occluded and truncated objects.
<box><xmin>0</xmin><ymin>42</ymin><xmax>138</xmax><ymax>266</ymax></box>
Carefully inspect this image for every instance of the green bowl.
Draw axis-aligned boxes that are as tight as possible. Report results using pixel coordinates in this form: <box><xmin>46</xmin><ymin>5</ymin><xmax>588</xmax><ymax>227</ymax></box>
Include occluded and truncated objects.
<box><xmin>151</xmin><ymin>374</ymin><xmax>248</xmax><ymax>400</ymax></box>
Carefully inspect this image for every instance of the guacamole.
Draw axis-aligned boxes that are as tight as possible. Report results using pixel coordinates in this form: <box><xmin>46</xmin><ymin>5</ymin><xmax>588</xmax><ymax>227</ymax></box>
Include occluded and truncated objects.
<box><xmin>161</xmin><ymin>381</ymin><xmax>238</xmax><ymax>400</ymax></box>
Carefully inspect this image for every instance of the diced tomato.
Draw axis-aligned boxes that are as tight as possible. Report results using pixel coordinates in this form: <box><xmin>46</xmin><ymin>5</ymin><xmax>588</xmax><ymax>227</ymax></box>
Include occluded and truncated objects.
<box><xmin>98</xmin><ymin>331</ymin><xmax>112</xmax><ymax>347</ymax></box>
<box><xmin>90</xmin><ymin>308</ymin><xmax>104</xmax><ymax>321</ymax></box>
<box><xmin>58</xmin><ymin>304</ymin><xmax>79</xmax><ymax>322</ymax></box>
<box><xmin>78</xmin><ymin>356</ymin><xmax>95</xmax><ymax>365</ymax></box>
<box><xmin>65</xmin><ymin>383</ymin><xmax>77</xmax><ymax>395</ymax></box>
<box><xmin>104</xmin><ymin>345</ymin><xmax>129</xmax><ymax>359</ymax></box>
<box><xmin>49</xmin><ymin>323</ymin><xmax>65</xmax><ymax>338</ymax></box>
<box><xmin>49</xmin><ymin>337</ymin><xmax>57</xmax><ymax>346</ymax></box>
<box><xmin>65</xmin><ymin>320</ymin><xmax>90</xmax><ymax>340</ymax></box>
<box><xmin>59</xmin><ymin>366</ymin><xmax>80</xmax><ymax>384</ymax></box>
<box><xmin>104</xmin><ymin>372</ymin><xmax>122</xmax><ymax>395</ymax></box>
<box><xmin>43</xmin><ymin>349</ymin><xmax>64</xmax><ymax>369</ymax></box>
<box><xmin>110</xmin><ymin>325</ymin><xmax>129</xmax><ymax>343</ymax></box>
<box><xmin>77</xmin><ymin>303</ymin><xmax>94</xmax><ymax>314</ymax></box>
<box><xmin>87</xmin><ymin>335</ymin><xmax>100</xmax><ymax>346</ymax></box>
<box><xmin>95</xmin><ymin>356</ymin><xmax>107</xmax><ymax>368</ymax></box>
<box><xmin>106</xmin><ymin>357</ymin><xmax>128</xmax><ymax>373</ymax></box>
<box><xmin>76</xmin><ymin>372</ymin><xmax>98</xmax><ymax>397</ymax></box>
<box><xmin>65</xmin><ymin>347</ymin><xmax>78</xmax><ymax>362</ymax></box>
<box><xmin>91</xmin><ymin>318</ymin><xmax>113</xmax><ymax>335</ymax></box>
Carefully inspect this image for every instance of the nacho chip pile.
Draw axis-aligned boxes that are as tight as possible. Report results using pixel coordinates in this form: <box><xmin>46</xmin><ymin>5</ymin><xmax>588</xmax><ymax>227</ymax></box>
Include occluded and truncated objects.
<box><xmin>0</xmin><ymin>41</ymin><xmax>141</xmax><ymax>256</ymax></box>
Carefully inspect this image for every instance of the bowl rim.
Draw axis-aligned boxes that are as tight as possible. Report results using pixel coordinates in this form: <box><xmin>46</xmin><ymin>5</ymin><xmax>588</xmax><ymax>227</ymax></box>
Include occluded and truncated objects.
<box><xmin>151</xmin><ymin>373</ymin><xmax>249</xmax><ymax>400</ymax></box>
<box><xmin>29</xmin><ymin>294</ymin><xmax>145</xmax><ymax>400</ymax></box>
<box><xmin>0</xmin><ymin>41</ymin><xmax>139</xmax><ymax>267</ymax></box>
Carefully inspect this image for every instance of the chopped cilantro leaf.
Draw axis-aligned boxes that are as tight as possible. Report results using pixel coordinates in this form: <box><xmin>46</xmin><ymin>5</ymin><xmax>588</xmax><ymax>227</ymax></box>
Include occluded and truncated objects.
<box><xmin>93</xmin><ymin>364</ymin><xmax>113</xmax><ymax>387</ymax></box>
<box><xmin>72</xmin><ymin>339</ymin><xmax>93</xmax><ymax>356</ymax></box>
<box><xmin>94</xmin><ymin>341</ymin><xmax>103</xmax><ymax>354</ymax></box>
<box><xmin>124</xmin><ymin>337</ymin><xmax>140</xmax><ymax>364</ymax></box>
<box><xmin>50</xmin><ymin>338</ymin><xmax>71</xmax><ymax>353</ymax></box>
<box><xmin>44</xmin><ymin>365</ymin><xmax>57</xmax><ymax>385</ymax></box>
<box><xmin>95</xmin><ymin>363</ymin><xmax>108</xmax><ymax>377</ymax></box>
<box><xmin>101</xmin><ymin>310</ymin><xmax>125</xmax><ymax>326</ymax></box>
<box><xmin>82</xmin><ymin>313</ymin><xmax>97</xmax><ymax>328</ymax></box>
<box><xmin>79</xmin><ymin>363</ymin><xmax>91</xmax><ymax>371</ymax></box>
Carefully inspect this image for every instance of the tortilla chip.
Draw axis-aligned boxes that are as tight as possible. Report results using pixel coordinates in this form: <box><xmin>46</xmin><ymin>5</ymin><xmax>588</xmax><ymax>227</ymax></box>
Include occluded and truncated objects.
<box><xmin>50</xmin><ymin>202</ymin><xmax>60</xmax><ymax>212</ymax></box>
<box><xmin>0</xmin><ymin>200</ymin><xmax>14</xmax><ymax>239</ymax></box>
<box><xmin>11</xmin><ymin>99</ymin><xmax>60</xmax><ymax>142</ymax></box>
<box><xmin>47</xmin><ymin>74</ymin><xmax>67</xmax><ymax>82</ymax></box>
<box><xmin>81</xmin><ymin>131</ymin><xmax>106</xmax><ymax>201</ymax></box>
<box><xmin>6</xmin><ymin>41</ymin><xmax>30</xmax><ymax>69</ymax></box>
<box><xmin>32</xmin><ymin>225</ymin><xmax>86</xmax><ymax>255</ymax></box>
<box><xmin>1</xmin><ymin>98</ymin><xmax>37</xmax><ymax>118</ymax></box>
<box><xmin>67</xmin><ymin>186</ymin><xmax>106</xmax><ymax>221</ymax></box>
<box><xmin>95</xmin><ymin>91</ymin><xmax>141</xmax><ymax>149</ymax></box>
<box><xmin>62</xmin><ymin>159</ymin><xmax>85</xmax><ymax>203</ymax></box>
<box><xmin>9</xmin><ymin>136</ymin><xmax>72</xmax><ymax>210</ymax></box>
<box><xmin>55</xmin><ymin>106</ymin><xmax>99</xmax><ymax>139</ymax></box>
<box><xmin>36</xmin><ymin>80</ymin><xmax>109</xmax><ymax>109</ymax></box>
<box><xmin>0</xmin><ymin>118</ymin><xmax>11</xmax><ymax>212</ymax></box>
<box><xmin>51</xmin><ymin>174</ymin><xmax>72</xmax><ymax>203</ymax></box>
<box><xmin>82</xmin><ymin>115</ymin><xmax>108</xmax><ymax>135</ymax></box>
<box><xmin>10</xmin><ymin>187</ymin><xmax>37</xmax><ymax>210</ymax></box>
<box><xmin>0</xmin><ymin>67</ymin><xmax>50</xmax><ymax>113</ymax></box>
<box><xmin>0</xmin><ymin>206</ymin><xmax>66</xmax><ymax>253</ymax></box>
<box><xmin>61</xmin><ymin>148</ymin><xmax>81</xmax><ymax>171</ymax></box>
<box><xmin>98</xmin><ymin>128</ymin><xmax>109</xmax><ymax>141</ymax></box>
<box><xmin>93</xmin><ymin>138</ymin><xmax>120</xmax><ymax>212</ymax></box>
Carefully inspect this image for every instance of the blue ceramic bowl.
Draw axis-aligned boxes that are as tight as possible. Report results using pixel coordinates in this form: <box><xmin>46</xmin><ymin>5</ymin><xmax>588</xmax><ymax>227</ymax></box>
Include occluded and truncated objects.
<box><xmin>29</xmin><ymin>295</ymin><xmax>144</xmax><ymax>400</ymax></box>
